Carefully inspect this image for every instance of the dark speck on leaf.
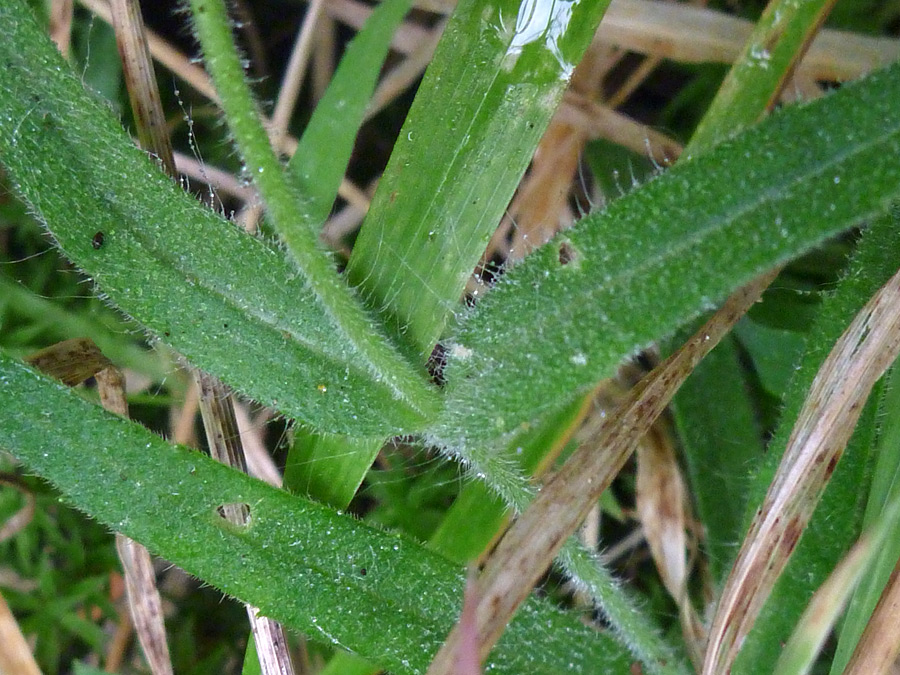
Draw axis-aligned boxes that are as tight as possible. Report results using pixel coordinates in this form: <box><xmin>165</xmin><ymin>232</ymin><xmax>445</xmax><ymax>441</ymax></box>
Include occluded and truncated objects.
<box><xmin>91</xmin><ymin>231</ymin><xmax>104</xmax><ymax>249</ymax></box>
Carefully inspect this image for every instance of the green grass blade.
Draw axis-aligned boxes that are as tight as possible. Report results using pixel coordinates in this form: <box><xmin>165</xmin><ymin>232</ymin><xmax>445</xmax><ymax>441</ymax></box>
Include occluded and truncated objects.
<box><xmin>671</xmin><ymin>335</ymin><xmax>765</xmax><ymax>582</ymax></box>
<box><xmin>283</xmin><ymin>430</ymin><xmax>383</xmax><ymax>506</ymax></box>
<box><xmin>0</xmin><ymin>350</ymin><xmax>634</xmax><ymax>675</ymax></box>
<box><xmin>732</xmin><ymin>208</ymin><xmax>900</xmax><ymax>674</ymax></box>
<box><xmin>773</xmin><ymin>495</ymin><xmax>900</xmax><ymax>675</ymax></box>
<box><xmin>285</xmin><ymin>0</ymin><xmax>412</xmax><ymax>230</ymax></box>
<box><xmin>0</xmin><ymin>0</ymin><xmax>436</xmax><ymax>435</ymax></box>
<box><xmin>428</xmin><ymin>60</ymin><xmax>900</xmax><ymax>457</ymax></box>
<box><xmin>686</xmin><ymin>0</ymin><xmax>838</xmax><ymax>155</ymax></box>
<box><xmin>830</xmin><ymin>363</ymin><xmax>900</xmax><ymax>672</ymax></box>
<box><xmin>187</xmin><ymin>0</ymin><xmax>440</xmax><ymax>421</ymax></box>
<box><xmin>346</xmin><ymin>0</ymin><xmax>613</xmax><ymax>360</ymax></box>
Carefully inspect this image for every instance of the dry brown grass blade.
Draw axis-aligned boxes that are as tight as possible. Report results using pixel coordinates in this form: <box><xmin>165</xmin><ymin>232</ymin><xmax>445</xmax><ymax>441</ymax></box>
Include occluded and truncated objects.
<box><xmin>426</xmin><ymin>270</ymin><xmax>778</xmax><ymax>675</ymax></box>
<box><xmin>95</xmin><ymin>367</ymin><xmax>174</xmax><ymax>675</ymax></box>
<box><xmin>78</xmin><ymin>0</ymin><xmax>219</xmax><ymax>102</ymax></box>
<box><xmin>112</xmin><ymin>539</ymin><xmax>172</xmax><ymax>674</ymax></box>
<box><xmin>311</xmin><ymin>15</ymin><xmax>336</xmax><ymax>102</ymax></box>
<box><xmin>635</xmin><ymin>425</ymin><xmax>705</xmax><ymax>667</ymax></box>
<box><xmin>325</xmin><ymin>0</ymin><xmax>433</xmax><ymax>56</ymax></box>
<box><xmin>194</xmin><ymin>372</ymin><xmax>296</xmax><ymax>675</ymax></box>
<box><xmin>109</xmin><ymin>0</ymin><xmax>175</xmax><ymax>176</ymax></box>
<box><xmin>233</xmin><ymin>401</ymin><xmax>282</xmax><ymax>487</ymax></box>
<box><xmin>559</xmin><ymin>92</ymin><xmax>683</xmax><ymax>163</ymax></box>
<box><xmin>843</xmin><ymin>556</ymin><xmax>900</xmax><ymax>674</ymax></box>
<box><xmin>0</xmin><ymin>589</ymin><xmax>41</xmax><ymax>675</ymax></box>
<box><xmin>173</xmin><ymin>152</ymin><xmax>254</xmax><ymax>203</ymax></box>
<box><xmin>22</xmin><ymin>339</ymin><xmax>174</xmax><ymax>675</ymax></box>
<box><xmin>270</xmin><ymin>0</ymin><xmax>327</xmax><ymax>148</ymax></box>
<box><xmin>455</xmin><ymin>572</ymin><xmax>483</xmax><ymax>675</ymax></box>
<box><xmin>597</xmin><ymin>0</ymin><xmax>897</xmax><ymax>81</ymax></box>
<box><xmin>702</xmin><ymin>265</ymin><xmax>900</xmax><ymax>675</ymax></box>
<box><xmin>48</xmin><ymin>0</ymin><xmax>74</xmax><ymax>58</ymax></box>
<box><xmin>409</xmin><ymin>0</ymin><xmax>897</xmax><ymax>80</ymax></box>
<box><xmin>24</xmin><ymin>337</ymin><xmax>110</xmax><ymax>386</ymax></box>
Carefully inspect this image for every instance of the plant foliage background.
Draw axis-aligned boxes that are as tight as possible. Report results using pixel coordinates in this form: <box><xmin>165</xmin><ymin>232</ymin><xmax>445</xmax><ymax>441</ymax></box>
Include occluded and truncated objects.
<box><xmin>1</xmin><ymin>0</ymin><xmax>899</xmax><ymax>673</ymax></box>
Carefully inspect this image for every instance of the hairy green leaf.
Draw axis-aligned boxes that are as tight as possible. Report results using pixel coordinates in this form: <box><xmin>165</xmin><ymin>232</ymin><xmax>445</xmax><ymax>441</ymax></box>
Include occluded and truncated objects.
<box><xmin>0</xmin><ymin>350</ymin><xmax>632</xmax><ymax>675</ymax></box>
<box><xmin>429</xmin><ymin>60</ymin><xmax>900</xmax><ymax>457</ymax></box>
<box><xmin>0</xmin><ymin>0</ymin><xmax>437</xmax><ymax>436</ymax></box>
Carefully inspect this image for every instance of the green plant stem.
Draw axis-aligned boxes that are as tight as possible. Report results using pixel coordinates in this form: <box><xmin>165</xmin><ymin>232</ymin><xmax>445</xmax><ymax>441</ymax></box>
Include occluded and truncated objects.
<box><xmin>187</xmin><ymin>0</ymin><xmax>439</xmax><ymax>419</ymax></box>
<box><xmin>686</xmin><ymin>0</ymin><xmax>838</xmax><ymax>155</ymax></box>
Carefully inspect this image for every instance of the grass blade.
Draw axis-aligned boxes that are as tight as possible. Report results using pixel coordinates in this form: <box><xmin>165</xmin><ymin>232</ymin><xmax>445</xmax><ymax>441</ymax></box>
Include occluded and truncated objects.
<box><xmin>842</xmin><ymin>557</ymin><xmax>900</xmax><ymax>673</ymax></box>
<box><xmin>283</xmin><ymin>430</ymin><xmax>383</xmax><ymax>507</ymax></box>
<box><xmin>732</xmin><ymin>210</ymin><xmax>900</xmax><ymax>675</ymax></box>
<box><xmin>831</xmin><ymin>360</ymin><xmax>900</xmax><ymax>672</ymax></box>
<box><xmin>706</xmin><ymin>212</ymin><xmax>900</xmax><ymax>674</ymax></box>
<box><xmin>346</xmin><ymin>0</ymin><xmax>614</xmax><ymax>359</ymax></box>
<box><xmin>773</xmin><ymin>496</ymin><xmax>900</xmax><ymax>675</ymax></box>
<box><xmin>670</xmin><ymin>336</ymin><xmax>764</xmax><ymax>582</ymax></box>
<box><xmin>686</xmin><ymin>0</ymin><xmax>838</xmax><ymax>155</ymax></box>
<box><xmin>285</xmin><ymin>0</ymin><xmax>413</xmax><ymax>231</ymax></box>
